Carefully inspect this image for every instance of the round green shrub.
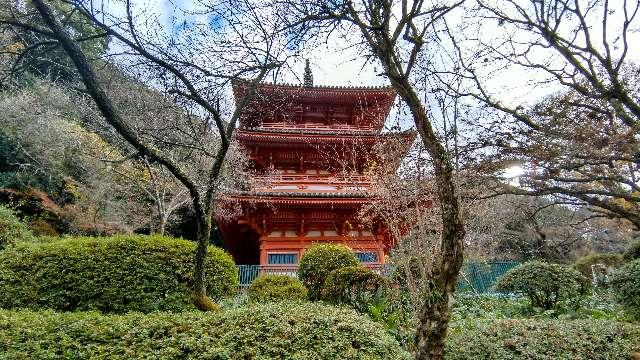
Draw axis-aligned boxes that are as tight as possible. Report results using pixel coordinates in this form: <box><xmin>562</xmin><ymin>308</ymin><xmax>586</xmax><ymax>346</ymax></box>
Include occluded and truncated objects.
<box><xmin>321</xmin><ymin>266</ymin><xmax>389</xmax><ymax>310</ymax></box>
<box><xmin>0</xmin><ymin>302</ymin><xmax>411</xmax><ymax>359</ymax></box>
<box><xmin>247</xmin><ymin>274</ymin><xmax>307</xmax><ymax>303</ymax></box>
<box><xmin>298</xmin><ymin>243</ymin><xmax>359</xmax><ymax>300</ymax></box>
<box><xmin>446</xmin><ymin>319</ymin><xmax>640</xmax><ymax>359</ymax></box>
<box><xmin>611</xmin><ymin>259</ymin><xmax>640</xmax><ymax>320</ymax></box>
<box><xmin>494</xmin><ymin>261</ymin><xmax>587</xmax><ymax>310</ymax></box>
<box><xmin>0</xmin><ymin>234</ymin><xmax>237</xmax><ymax>313</ymax></box>
<box><xmin>623</xmin><ymin>240</ymin><xmax>640</xmax><ymax>261</ymax></box>
<box><xmin>573</xmin><ymin>253</ymin><xmax>622</xmax><ymax>279</ymax></box>
<box><xmin>0</xmin><ymin>205</ymin><xmax>35</xmax><ymax>250</ymax></box>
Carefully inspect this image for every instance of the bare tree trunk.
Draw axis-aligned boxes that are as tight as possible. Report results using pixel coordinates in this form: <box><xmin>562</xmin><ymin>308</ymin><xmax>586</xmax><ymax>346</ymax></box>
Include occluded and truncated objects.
<box><xmin>158</xmin><ymin>214</ymin><xmax>167</xmax><ymax>236</ymax></box>
<box><xmin>192</xmin><ymin>214</ymin><xmax>212</xmax><ymax>307</ymax></box>
<box><xmin>392</xmin><ymin>79</ymin><xmax>465</xmax><ymax>360</ymax></box>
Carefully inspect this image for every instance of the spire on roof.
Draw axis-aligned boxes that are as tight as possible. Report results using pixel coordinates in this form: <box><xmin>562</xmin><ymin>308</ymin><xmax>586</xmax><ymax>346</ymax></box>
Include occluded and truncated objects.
<box><xmin>303</xmin><ymin>59</ymin><xmax>313</xmax><ymax>87</ymax></box>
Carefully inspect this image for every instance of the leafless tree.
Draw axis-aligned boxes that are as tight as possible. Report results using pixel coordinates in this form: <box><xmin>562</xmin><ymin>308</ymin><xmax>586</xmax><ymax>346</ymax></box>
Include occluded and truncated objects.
<box><xmin>275</xmin><ymin>1</ymin><xmax>467</xmax><ymax>358</ymax></box>
<box><xmin>437</xmin><ymin>0</ymin><xmax>640</xmax><ymax>228</ymax></box>
<box><xmin>1</xmin><ymin>0</ymin><xmax>293</xmax><ymax>307</ymax></box>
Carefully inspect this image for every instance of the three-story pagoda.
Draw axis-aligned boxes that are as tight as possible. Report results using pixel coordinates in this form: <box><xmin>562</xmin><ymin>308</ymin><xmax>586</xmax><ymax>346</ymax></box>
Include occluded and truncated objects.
<box><xmin>219</xmin><ymin>69</ymin><xmax>415</xmax><ymax>267</ymax></box>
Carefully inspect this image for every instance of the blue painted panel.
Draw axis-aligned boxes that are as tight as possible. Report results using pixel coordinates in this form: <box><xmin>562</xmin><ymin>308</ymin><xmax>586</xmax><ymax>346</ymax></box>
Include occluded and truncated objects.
<box><xmin>268</xmin><ymin>253</ymin><xmax>298</xmax><ymax>264</ymax></box>
<box><xmin>356</xmin><ymin>252</ymin><xmax>378</xmax><ymax>263</ymax></box>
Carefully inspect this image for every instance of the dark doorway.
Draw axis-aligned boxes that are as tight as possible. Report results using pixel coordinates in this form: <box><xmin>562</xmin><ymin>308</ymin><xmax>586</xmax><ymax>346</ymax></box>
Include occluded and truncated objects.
<box><xmin>220</xmin><ymin>223</ymin><xmax>260</xmax><ymax>265</ymax></box>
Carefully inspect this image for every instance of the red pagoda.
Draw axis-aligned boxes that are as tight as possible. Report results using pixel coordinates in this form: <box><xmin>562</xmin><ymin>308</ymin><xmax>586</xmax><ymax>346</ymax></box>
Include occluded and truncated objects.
<box><xmin>219</xmin><ymin>66</ymin><xmax>415</xmax><ymax>267</ymax></box>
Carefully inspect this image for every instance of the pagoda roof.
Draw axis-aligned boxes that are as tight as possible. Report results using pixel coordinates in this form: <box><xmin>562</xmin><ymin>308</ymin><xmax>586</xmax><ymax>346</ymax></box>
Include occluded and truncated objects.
<box><xmin>245</xmin><ymin>126</ymin><xmax>378</xmax><ymax>136</ymax></box>
<box><xmin>224</xmin><ymin>192</ymin><xmax>373</xmax><ymax>208</ymax></box>
<box><xmin>233</xmin><ymin>79</ymin><xmax>395</xmax><ymax>96</ymax></box>
<box><xmin>235</xmin><ymin>129</ymin><xmax>416</xmax><ymax>147</ymax></box>
<box><xmin>233</xmin><ymin>80</ymin><xmax>397</xmax><ymax>131</ymax></box>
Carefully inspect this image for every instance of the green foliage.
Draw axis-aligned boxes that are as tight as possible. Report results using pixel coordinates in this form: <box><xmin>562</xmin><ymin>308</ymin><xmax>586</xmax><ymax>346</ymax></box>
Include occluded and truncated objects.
<box><xmin>0</xmin><ymin>303</ymin><xmax>411</xmax><ymax>359</ymax></box>
<box><xmin>611</xmin><ymin>260</ymin><xmax>640</xmax><ymax>320</ymax></box>
<box><xmin>574</xmin><ymin>253</ymin><xmax>623</xmax><ymax>278</ymax></box>
<box><xmin>446</xmin><ymin>319</ymin><xmax>640</xmax><ymax>360</ymax></box>
<box><xmin>494</xmin><ymin>261</ymin><xmax>587</xmax><ymax>310</ymax></box>
<box><xmin>0</xmin><ymin>235</ymin><xmax>237</xmax><ymax>313</ymax></box>
<box><xmin>452</xmin><ymin>292</ymin><xmax>626</xmax><ymax>322</ymax></box>
<box><xmin>623</xmin><ymin>240</ymin><xmax>640</xmax><ymax>261</ymax></box>
<box><xmin>320</xmin><ymin>266</ymin><xmax>414</xmax><ymax>348</ymax></box>
<box><xmin>321</xmin><ymin>266</ymin><xmax>389</xmax><ymax>309</ymax></box>
<box><xmin>574</xmin><ymin>253</ymin><xmax>623</xmax><ymax>288</ymax></box>
<box><xmin>298</xmin><ymin>243</ymin><xmax>359</xmax><ymax>300</ymax></box>
<box><xmin>0</xmin><ymin>205</ymin><xmax>35</xmax><ymax>250</ymax></box>
<box><xmin>247</xmin><ymin>275</ymin><xmax>307</xmax><ymax>303</ymax></box>
<box><xmin>3</xmin><ymin>1</ymin><xmax>108</xmax><ymax>84</ymax></box>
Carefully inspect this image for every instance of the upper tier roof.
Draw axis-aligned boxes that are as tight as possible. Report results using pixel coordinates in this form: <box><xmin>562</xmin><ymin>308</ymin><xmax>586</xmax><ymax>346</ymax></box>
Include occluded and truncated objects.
<box><xmin>232</xmin><ymin>80</ymin><xmax>397</xmax><ymax>130</ymax></box>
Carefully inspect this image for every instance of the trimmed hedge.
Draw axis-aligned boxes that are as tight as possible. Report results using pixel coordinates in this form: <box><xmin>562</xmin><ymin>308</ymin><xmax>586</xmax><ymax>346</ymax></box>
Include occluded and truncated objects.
<box><xmin>611</xmin><ymin>259</ymin><xmax>640</xmax><ymax>320</ymax></box>
<box><xmin>247</xmin><ymin>274</ymin><xmax>307</xmax><ymax>303</ymax></box>
<box><xmin>321</xmin><ymin>266</ymin><xmax>389</xmax><ymax>311</ymax></box>
<box><xmin>0</xmin><ymin>235</ymin><xmax>237</xmax><ymax>313</ymax></box>
<box><xmin>0</xmin><ymin>205</ymin><xmax>35</xmax><ymax>250</ymax></box>
<box><xmin>2</xmin><ymin>308</ymin><xmax>637</xmax><ymax>360</ymax></box>
<box><xmin>0</xmin><ymin>303</ymin><xmax>411</xmax><ymax>359</ymax></box>
<box><xmin>495</xmin><ymin>261</ymin><xmax>587</xmax><ymax>310</ymax></box>
<box><xmin>446</xmin><ymin>319</ymin><xmax>640</xmax><ymax>360</ymax></box>
<box><xmin>298</xmin><ymin>243</ymin><xmax>359</xmax><ymax>300</ymax></box>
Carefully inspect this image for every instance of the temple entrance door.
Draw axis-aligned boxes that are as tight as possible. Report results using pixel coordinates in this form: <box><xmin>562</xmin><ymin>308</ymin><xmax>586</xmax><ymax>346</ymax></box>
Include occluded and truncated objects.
<box><xmin>221</xmin><ymin>222</ymin><xmax>261</xmax><ymax>265</ymax></box>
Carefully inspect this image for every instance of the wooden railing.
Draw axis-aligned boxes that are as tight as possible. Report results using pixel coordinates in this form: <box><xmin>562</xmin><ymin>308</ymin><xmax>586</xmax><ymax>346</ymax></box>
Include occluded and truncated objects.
<box><xmin>237</xmin><ymin>263</ymin><xmax>387</xmax><ymax>289</ymax></box>
<box><xmin>250</xmin><ymin>174</ymin><xmax>372</xmax><ymax>193</ymax></box>
<box><xmin>259</xmin><ymin>122</ymin><xmax>376</xmax><ymax>132</ymax></box>
<box><xmin>237</xmin><ymin>261</ymin><xmax>521</xmax><ymax>293</ymax></box>
<box><xmin>254</xmin><ymin>174</ymin><xmax>371</xmax><ymax>185</ymax></box>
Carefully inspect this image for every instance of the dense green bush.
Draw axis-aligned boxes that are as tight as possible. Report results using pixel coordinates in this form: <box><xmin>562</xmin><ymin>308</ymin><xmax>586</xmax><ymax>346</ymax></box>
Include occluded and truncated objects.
<box><xmin>298</xmin><ymin>243</ymin><xmax>359</xmax><ymax>300</ymax></box>
<box><xmin>247</xmin><ymin>274</ymin><xmax>307</xmax><ymax>303</ymax></box>
<box><xmin>0</xmin><ymin>303</ymin><xmax>411</xmax><ymax>359</ymax></box>
<box><xmin>494</xmin><ymin>261</ymin><xmax>587</xmax><ymax>310</ymax></box>
<box><xmin>321</xmin><ymin>266</ymin><xmax>389</xmax><ymax>310</ymax></box>
<box><xmin>624</xmin><ymin>240</ymin><xmax>640</xmax><ymax>261</ymax></box>
<box><xmin>0</xmin><ymin>235</ymin><xmax>237</xmax><ymax>313</ymax></box>
<box><xmin>611</xmin><ymin>259</ymin><xmax>640</xmax><ymax>320</ymax></box>
<box><xmin>452</xmin><ymin>292</ymin><xmax>626</xmax><ymax>321</ymax></box>
<box><xmin>0</xmin><ymin>205</ymin><xmax>35</xmax><ymax>250</ymax></box>
<box><xmin>446</xmin><ymin>319</ymin><xmax>640</xmax><ymax>359</ymax></box>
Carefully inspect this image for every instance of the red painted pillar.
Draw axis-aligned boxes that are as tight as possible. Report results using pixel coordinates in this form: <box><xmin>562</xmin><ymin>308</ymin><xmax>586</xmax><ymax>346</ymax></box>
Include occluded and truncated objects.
<box><xmin>259</xmin><ymin>237</ymin><xmax>267</xmax><ymax>266</ymax></box>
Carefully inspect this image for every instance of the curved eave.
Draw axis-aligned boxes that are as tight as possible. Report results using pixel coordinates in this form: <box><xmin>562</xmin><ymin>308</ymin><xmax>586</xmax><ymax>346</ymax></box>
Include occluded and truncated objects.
<box><xmin>245</xmin><ymin>126</ymin><xmax>379</xmax><ymax>136</ymax></box>
<box><xmin>223</xmin><ymin>193</ymin><xmax>373</xmax><ymax>207</ymax></box>
<box><xmin>232</xmin><ymin>79</ymin><xmax>396</xmax><ymax>98</ymax></box>
<box><xmin>235</xmin><ymin>129</ymin><xmax>417</xmax><ymax>147</ymax></box>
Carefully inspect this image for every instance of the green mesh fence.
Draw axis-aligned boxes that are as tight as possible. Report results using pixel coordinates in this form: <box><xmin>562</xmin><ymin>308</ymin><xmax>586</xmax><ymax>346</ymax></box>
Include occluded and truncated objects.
<box><xmin>455</xmin><ymin>261</ymin><xmax>520</xmax><ymax>293</ymax></box>
<box><xmin>237</xmin><ymin>261</ymin><xmax>519</xmax><ymax>293</ymax></box>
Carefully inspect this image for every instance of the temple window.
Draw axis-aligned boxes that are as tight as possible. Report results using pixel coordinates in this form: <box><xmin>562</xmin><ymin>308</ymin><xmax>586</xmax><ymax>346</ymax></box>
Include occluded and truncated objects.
<box><xmin>268</xmin><ymin>253</ymin><xmax>298</xmax><ymax>265</ymax></box>
<box><xmin>355</xmin><ymin>252</ymin><xmax>378</xmax><ymax>263</ymax></box>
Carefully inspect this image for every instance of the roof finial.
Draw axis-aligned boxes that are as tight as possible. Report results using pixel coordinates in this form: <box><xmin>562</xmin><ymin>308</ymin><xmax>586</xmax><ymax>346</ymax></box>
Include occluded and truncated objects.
<box><xmin>303</xmin><ymin>59</ymin><xmax>313</xmax><ymax>87</ymax></box>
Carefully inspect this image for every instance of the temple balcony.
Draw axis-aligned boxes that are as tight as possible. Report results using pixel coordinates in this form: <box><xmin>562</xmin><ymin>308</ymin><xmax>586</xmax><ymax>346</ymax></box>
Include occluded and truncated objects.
<box><xmin>257</xmin><ymin>122</ymin><xmax>378</xmax><ymax>133</ymax></box>
<box><xmin>250</xmin><ymin>174</ymin><xmax>373</xmax><ymax>193</ymax></box>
